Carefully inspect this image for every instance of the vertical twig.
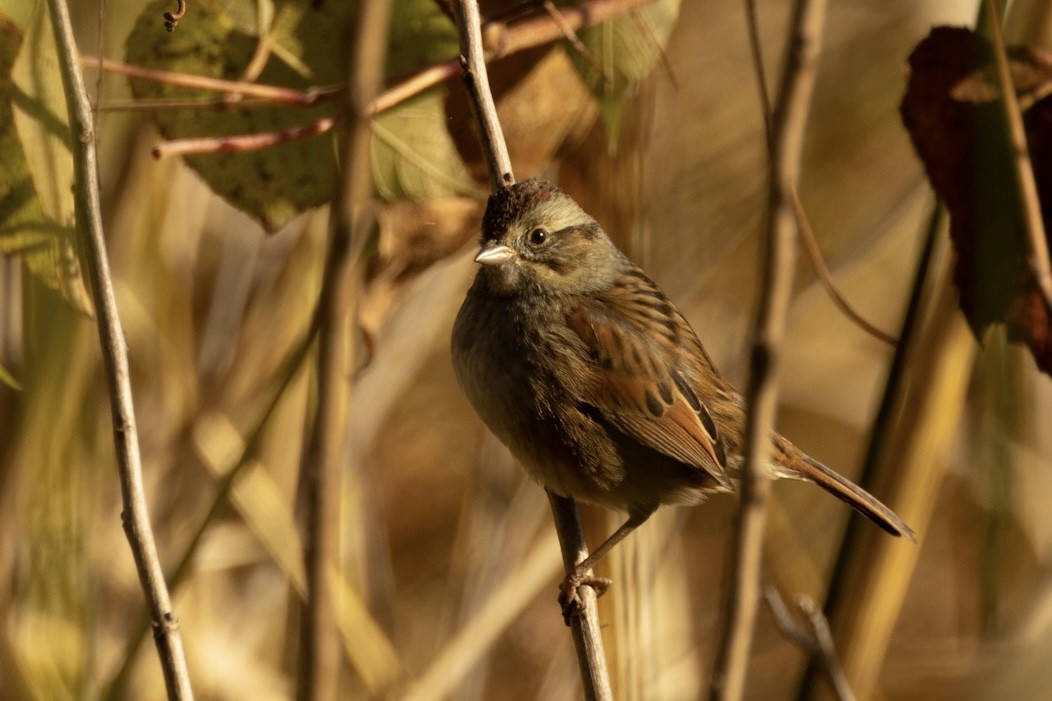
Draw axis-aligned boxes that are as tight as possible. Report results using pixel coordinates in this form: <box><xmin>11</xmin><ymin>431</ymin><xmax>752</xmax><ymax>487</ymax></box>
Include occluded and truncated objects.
<box><xmin>296</xmin><ymin>1</ymin><xmax>393</xmax><ymax>700</ymax></box>
<box><xmin>45</xmin><ymin>0</ymin><xmax>195</xmax><ymax>698</ymax></box>
<box><xmin>450</xmin><ymin>1</ymin><xmax>613</xmax><ymax>698</ymax></box>
<box><xmin>547</xmin><ymin>492</ymin><xmax>615</xmax><ymax>701</ymax></box>
<box><xmin>985</xmin><ymin>0</ymin><xmax>1052</xmax><ymax>312</ymax></box>
<box><xmin>709</xmin><ymin>1</ymin><xmax>827</xmax><ymax>699</ymax></box>
<box><xmin>451</xmin><ymin>0</ymin><xmax>514</xmax><ymax>189</ymax></box>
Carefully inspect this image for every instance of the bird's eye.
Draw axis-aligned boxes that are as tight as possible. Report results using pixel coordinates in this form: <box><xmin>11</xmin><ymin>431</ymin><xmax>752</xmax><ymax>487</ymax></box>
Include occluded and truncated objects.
<box><xmin>528</xmin><ymin>228</ymin><xmax>548</xmax><ymax>247</ymax></box>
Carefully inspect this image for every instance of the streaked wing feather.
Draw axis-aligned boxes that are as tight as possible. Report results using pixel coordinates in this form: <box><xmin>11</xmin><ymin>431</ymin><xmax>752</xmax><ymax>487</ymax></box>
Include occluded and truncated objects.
<box><xmin>566</xmin><ymin>277</ymin><xmax>731</xmax><ymax>488</ymax></box>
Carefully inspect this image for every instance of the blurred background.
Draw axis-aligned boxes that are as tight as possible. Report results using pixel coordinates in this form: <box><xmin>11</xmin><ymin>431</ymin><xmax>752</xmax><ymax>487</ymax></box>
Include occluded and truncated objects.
<box><xmin>2</xmin><ymin>0</ymin><xmax>1052</xmax><ymax>699</ymax></box>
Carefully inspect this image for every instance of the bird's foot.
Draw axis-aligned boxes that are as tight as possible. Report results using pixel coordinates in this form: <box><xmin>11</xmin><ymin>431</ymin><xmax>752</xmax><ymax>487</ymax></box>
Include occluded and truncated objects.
<box><xmin>558</xmin><ymin>569</ymin><xmax>612</xmax><ymax>625</ymax></box>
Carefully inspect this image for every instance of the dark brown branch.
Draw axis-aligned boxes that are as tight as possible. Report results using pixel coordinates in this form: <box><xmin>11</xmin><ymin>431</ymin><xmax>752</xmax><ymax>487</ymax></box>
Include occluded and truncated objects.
<box><xmin>710</xmin><ymin>0</ymin><xmax>828</xmax><ymax>699</ymax></box>
<box><xmin>46</xmin><ymin>0</ymin><xmax>194</xmax><ymax>697</ymax></box>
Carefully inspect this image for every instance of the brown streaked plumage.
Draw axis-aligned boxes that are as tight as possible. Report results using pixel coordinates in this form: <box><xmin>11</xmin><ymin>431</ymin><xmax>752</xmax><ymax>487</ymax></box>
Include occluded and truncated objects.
<box><xmin>451</xmin><ymin>178</ymin><xmax>915</xmax><ymax>615</ymax></box>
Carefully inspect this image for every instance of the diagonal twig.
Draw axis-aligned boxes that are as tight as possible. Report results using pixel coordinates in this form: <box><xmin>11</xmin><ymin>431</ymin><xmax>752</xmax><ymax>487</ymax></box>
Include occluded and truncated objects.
<box><xmin>984</xmin><ymin>0</ymin><xmax>1052</xmax><ymax>313</ymax></box>
<box><xmin>710</xmin><ymin>0</ymin><xmax>828</xmax><ymax>698</ymax></box>
<box><xmin>45</xmin><ymin>0</ymin><xmax>194</xmax><ymax>697</ymax></box>
<box><xmin>765</xmin><ymin>587</ymin><xmax>856</xmax><ymax>701</ymax></box>
<box><xmin>792</xmin><ymin>189</ymin><xmax>898</xmax><ymax>346</ymax></box>
<box><xmin>742</xmin><ymin>1</ymin><xmax>896</xmax><ymax>348</ymax></box>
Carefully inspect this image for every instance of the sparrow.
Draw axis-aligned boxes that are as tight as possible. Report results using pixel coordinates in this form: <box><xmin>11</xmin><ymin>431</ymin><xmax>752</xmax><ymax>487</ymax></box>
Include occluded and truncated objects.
<box><xmin>451</xmin><ymin>178</ymin><xmax>914</xmax><ymax>617</ymax></box>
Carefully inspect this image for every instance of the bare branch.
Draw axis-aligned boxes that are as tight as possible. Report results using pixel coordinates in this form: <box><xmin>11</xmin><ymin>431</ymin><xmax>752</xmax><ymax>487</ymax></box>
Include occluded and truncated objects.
<box><xmin>546</xmin><ymin>492</ymin><xmax>615</xmax><ymax>701</ymax></box>
<box><xmin>450</xmin><ymin>1</ymin><xmax>613</xmax><ymax>697</ymax></box>
<box><xmin>295</xmin><ymin>0</ymin><xmax>393</xmax><ymax>699</ymax></box>
<box><xmin>984</xmin><ymin>0</ymin><xmax>1052</xmax><ymax>312</ymax></box>
<box><xmin>82</xmin><ymin>56</ymin><xmax>340</xmax><ymax>106</ymax></box>
<box><xmin>792</xmin><ymin>189</ymin><xmax>898</xmax><ymax>346</ymax></box>
<box><xmin>452</xmin><ymin>0</ymin><xmax>513</xmax><ymax>189</ymax></box>
<box><xmin>765</xmin><ymin>587</ymin><xmax>856</xmax><ymax>701</ymax></box>
<box><xmin>710</xmin><ymin>1</ymin><xmax>827</xmax><ymax>699</ymax></box>
<box><xmin>151</xmin><ymin>117</ymin><xmax>337</xmax><ymax>159</ymax></box>
<box><xmin>46</xmin><ymin>0</ymin><xmax>194</xmax><ymax>697</ymax></box>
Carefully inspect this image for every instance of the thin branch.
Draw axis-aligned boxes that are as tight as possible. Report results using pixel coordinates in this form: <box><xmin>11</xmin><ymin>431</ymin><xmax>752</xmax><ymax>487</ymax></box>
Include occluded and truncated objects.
<box><xmin>452</xmin><ymin>0</ymin><xmax>513</xmax><ymax>189</ymax></box>
<box><xmin>710</xmin><ymin>1</ymin><xmax>827</xmax><ymax>699</ymax></box>
<box><xmin>546</xmin><ymin>492</ymin><xmax>615</xmax><ymax>701</ymax></box>
<box><xmin>792</xmin><ymin>190</ymin><xmax>898</xmax><ymax>346</ymax></box>
<box><xmin>742</xmin><ymin>4</ymin><xmax>895</xmax><ymax>347</ymax></box>
<box><xmin>102</xmin><ymin>319</ymin><xmax>319</xmax><ymax>700</ymax></box>
<box><xmin>82</xmin><ymin>56</ymin><xmax>340</xmax><ymax>106</ymax></box>
<box><xmin>45</xmin><ymin>0</ymin><xmax>194</xmax><ymax>698</ymax></box>
<box><xmin>765</xmin><ymin>587</ymin><xmax>856</xmax><ymax>701</ymax></box>
<box><xmin>151</xmin><ymin>117</ymin><xmax>337</xmax><ymax>159</ymax></box>
<box><xmin>542</xmin><ymin>0</ymin><xmax>610</xmax><ymax>83</ymax></box>
<box><xmin>369</xmin><ymin>61</ymin><xmax>462</xmax><ymax>115</ymax></box>
<box><xmin>91</xmin><ymin>0</ymin><xmax>653</xmax><ymax>164</ymax></box>
<box><xmin>743</xmin><ymin>0</ymin><xmax>773</xmax><ymax>147</ymax></box>
<box><xmin>295</xmin><ymin>1</ymin><xmax>393</xmax><ymax>700</ymax></box>
<box><xmin>490</xmin><ymin>0</ymin><xmax>653</xmax><ymax>59</ymax></box>
<box><xmin>451</xmin><ymin>1</ymin><xmax>613</xmax><ymax>697</ymax></box>
<box><xmin>985</xmin><ymin>0</ymin><xmax>1052</xmax><ymax>312</ymax></box>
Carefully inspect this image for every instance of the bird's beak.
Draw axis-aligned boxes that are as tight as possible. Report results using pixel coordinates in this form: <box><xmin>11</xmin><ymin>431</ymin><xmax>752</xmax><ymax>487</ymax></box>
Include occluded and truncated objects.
<box><xmin>474</xmin><ymin>243</ymin><xmax>515</xmax><ymax>266</ymax></box>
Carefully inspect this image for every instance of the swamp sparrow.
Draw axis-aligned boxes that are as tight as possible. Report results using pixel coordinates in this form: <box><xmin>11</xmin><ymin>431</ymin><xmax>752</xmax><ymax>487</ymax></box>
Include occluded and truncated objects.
<box><xmin>451</xmin><ymin>179</ymin><xmax>914</xmax><ymax>615</ymax></box>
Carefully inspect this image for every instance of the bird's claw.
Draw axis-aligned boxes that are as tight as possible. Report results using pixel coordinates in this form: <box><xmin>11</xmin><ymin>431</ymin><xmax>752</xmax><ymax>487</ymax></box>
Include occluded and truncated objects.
<box><xmin>558</xmin><ymin>571</ymin><xmax>612</xmax><ymax>625</ymax></box>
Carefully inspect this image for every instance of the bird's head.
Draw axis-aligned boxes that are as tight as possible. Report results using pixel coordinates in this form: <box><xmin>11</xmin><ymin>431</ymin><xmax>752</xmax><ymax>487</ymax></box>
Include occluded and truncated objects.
<box><xmin>474</xmin><ymin>179</ymin><xmax>622</xmax><ymax>297</ymax></box>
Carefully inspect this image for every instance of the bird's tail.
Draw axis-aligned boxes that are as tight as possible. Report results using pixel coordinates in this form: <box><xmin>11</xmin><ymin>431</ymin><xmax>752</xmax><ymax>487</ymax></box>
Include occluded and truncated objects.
<box><xmin>774</xmin><ymin>436</ymin><xmax>916</xmax><ymax>542</ymax></box>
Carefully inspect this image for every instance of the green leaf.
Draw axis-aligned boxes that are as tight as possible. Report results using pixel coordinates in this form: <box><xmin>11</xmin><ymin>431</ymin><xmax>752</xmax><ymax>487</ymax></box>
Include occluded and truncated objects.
<box><xmin>371</xmin><ymin>91</ymin><xmax>483</xmax><ymax>201</ymax></box>
<box><xmin>0</xmin><ymin>8</ymin><xmax>92</xmax><ymax>315</ymax></box>
<box><xmin>385</xmin><ymin>0</ymin><xmax>459</xmax><ymax>78</ymax></box>
<box><xmin>124</xmin><ymin>0</ymin><xmax>351</xmax><ymax>232</ymax></box>
<box><xmin>569</xmin><ymin>0</ymin><xmax>680</xmax><ymax>141</ymax></box>
<box><xmin>12</xmin><ymin>0</ymin><xmax>72</xmax><ymax>226</ymax></box>
<box><xmin>0</xmin><ymin>0</ymin><xmax>33</xmax><ymax>30</ymax></box>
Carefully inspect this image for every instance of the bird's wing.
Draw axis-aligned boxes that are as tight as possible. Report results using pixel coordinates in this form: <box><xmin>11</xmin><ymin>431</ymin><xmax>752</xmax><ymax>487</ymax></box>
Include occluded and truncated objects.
<box><xmin>564</xmin><ymin>271</ymin><xmax>731</xmax><ymax>489</ymax></box>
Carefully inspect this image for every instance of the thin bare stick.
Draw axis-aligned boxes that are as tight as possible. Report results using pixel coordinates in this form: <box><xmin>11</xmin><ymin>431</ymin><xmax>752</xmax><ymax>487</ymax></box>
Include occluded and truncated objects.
<box><xmin>491</xmin><ymin>0</ymin><xmax>653</xmax><ymax>59</ymax></box>
<box><xmin>547</xmin><ymin>492</ymin><xmax>615</xmax><ymax>701</ymax></box>
<box><xmin>985</xmin><ymin>0</ymin><xmax>1052</xmax><ymax>312</ymax></box>
<box><xmin>792</xmin><ymin>190</ymin><xmax>898</xmax><ymax>346</ymax></box>
<box><xmin>542</xmin><ymin>0</ymin><xmax>610</xmax><ymax>83</ymax></box>
<box><xmin>46</xmin><ymin>0</ymin><xmax>194</xmax><ymax>698</ymax></box>
<box><xmin>295</xmin><ymin>1</ymin><xmax>392</xmax><ymax>700</ymax></box>
<box><xmin>710</xmin><ymin>1</ymin><xmax>827</xmax><ymax>699</ymax></box>
<box><xmin>743</xmin><ymin>2</ymin><xmax>894</xmax><ymax>347</ymax></box>
<box><xmin>765</xmin><ymin>587</ymin><xmax>856</xmax><ymax>701</ymax></box>
<box><xmin>452</xmin><ymin>0</ymin><xmax>513</xmax><ymax>188</ymax></box>
<box><xmin>369</xmin><ymin>61</ymin><xmax>461</xmax><ymax>115</ymax></box>
<box><xmin>151</xmin><ymin>116</ymin><xmax>337</xmax><ymax>159</ymax></box>
<box><xmin>743</xmin><ymin>0</ymin><xmax>773</xmax><ymax>146</ymax></box>
<box><xmin>82</xmin><ymin>56</ymin><xmax>339</xmax><ymax>106</ymax></box>
<box><xmin>451</xmin><ymin>1</ymin><xmax>612</xmax><ymax>697</ymax></box>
